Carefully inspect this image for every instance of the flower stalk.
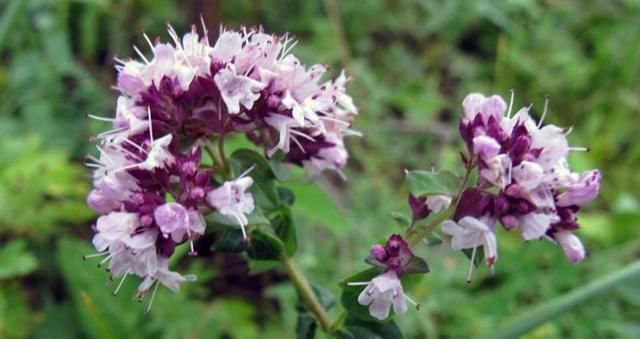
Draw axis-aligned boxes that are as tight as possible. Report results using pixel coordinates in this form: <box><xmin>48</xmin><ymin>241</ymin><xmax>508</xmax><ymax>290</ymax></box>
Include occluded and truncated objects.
<box><xmin>279</xmin><ymin>252</ymin><xmax>333</xmax><ymax>332</ymax></box>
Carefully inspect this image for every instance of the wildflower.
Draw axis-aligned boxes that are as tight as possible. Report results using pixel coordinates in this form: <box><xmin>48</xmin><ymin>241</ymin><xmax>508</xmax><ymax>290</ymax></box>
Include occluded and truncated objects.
<box><xmin>206</xmin><ymin>175</ymin><xmax>255</xmax><ymax>240</ymax></box>
<box><xmin>442</xmin><ymin>216</ymin><xmax>498</xmax><ymax>282</ymax></box>
<box><xmin>348</xmin><ymin>235</ymin><xmax>426</xmax><ymax>320</ymax></box>
<box><xmin>355</xmin><ymin>271</ymin><xmax>411</xmax><ymax>320</ymax></box>
<box><xmin>85</xmin><ymin>21</ymin><xmax>359</xmax><ymax>310</ymax></box>
<box><xmin>453</xmin><ymin>91</ymin><xmax>600</xmax><ymax>264</ymax></box>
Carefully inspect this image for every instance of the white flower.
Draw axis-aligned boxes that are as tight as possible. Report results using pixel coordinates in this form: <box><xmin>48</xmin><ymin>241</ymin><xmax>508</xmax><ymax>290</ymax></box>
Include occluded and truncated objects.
<box><xmin>518</xmin><ymin>212</ymin><xmax>556</xmax><ymax>240</ymax></box>
<box><xmin>92</xmin><ymin>212</ymin><xmax>155</xmax><ymax>251</ymax></box>
<box><xmin>138</xmin><ymin>134</ymin><xmax>175</xmax><ymax>171</ymax></box>
<box><xmin>426</xmin><ymin>195</ymin><xmax>452</xmax><ymax>214</ymax></box>
<box><xmin>480</xmin><ymin>154</ymin><xmax>512</xmax><ymax>189</ymax></box>
<box><xmin>206</xmin><ymin>176</ymin><xmax>255</xmax><ymax>239</ymax></box>
<box><xmin>473</xmin><ymin>135</ymin><xmax>502</xmax><ymax>158</ymax></box>
<box><xmin>354</xmin><ymin>271</ymin><xmax>412</xmax><ymax>320</ymax></box>
<box><xmin>442</xmin><ymin>216</ymin><xmax>498</xmax><ymax>266</ymax></box>
<box><xmin>214</xmin><ymin>65</ymin><xmax>265</xmax><ymax>114</ymax></box>
<box><xmin>553</xmin><ymin>230</ymin><xmax>586</xmax><ymax>263</ymax></box>
<box><xmin>210</xmin><ymin>31</ymin><xmax>243</xmax><ymax>63</ymax></box>
<box><xmin>462</xmin><ymin>93</ymin><xmax>506</xmax><ymax>124</ymax></box>
<box><xmin>511</xmin><ymin>160</ymin><xmax>544</xmax><ymax>190</ymax></box>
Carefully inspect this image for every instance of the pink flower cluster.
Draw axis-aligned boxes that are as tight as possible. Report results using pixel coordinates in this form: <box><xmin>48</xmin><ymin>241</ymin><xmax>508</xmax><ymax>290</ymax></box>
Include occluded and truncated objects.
<box><xmin>84</xmin><ymin>22</ymin><xmax>358</xmax><ymax>310</ymax></box>
<box><xmin>445</xmin><ymin>93</ymin><xmax>600</xmax><ymax>277</ymax></box>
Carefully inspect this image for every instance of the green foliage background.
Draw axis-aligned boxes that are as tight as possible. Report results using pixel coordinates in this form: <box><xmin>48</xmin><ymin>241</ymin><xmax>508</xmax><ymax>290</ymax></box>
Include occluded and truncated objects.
<box><xmin>1</xmin><ymin>0</ymin><xmax>639</xmax><ymax>338</ymax></box>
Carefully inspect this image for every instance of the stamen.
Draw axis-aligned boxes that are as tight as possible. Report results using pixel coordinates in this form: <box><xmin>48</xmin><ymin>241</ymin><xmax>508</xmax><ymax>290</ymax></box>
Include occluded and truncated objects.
<box><xmin>569</xmin><ymin>147</ymin><xmax>590</xmax><ymax>152</ymax></box>
<box><xmin>133</xmin><ymin>45</ymin><xmax>149</xmax><ymax>64</ymax></box>
<box><xmin>200</xmin><ymin>15</ymin><xmax>210</xmax><ymax>47</ymax></box>
<box><xmin>123</xmin><ymin>138</ymin><xmax>148</xmax><ymax>154</ymax></box>
<box><xmin>319</xmin><ymin>116</ymin><xmax>350</xmax><ymax>126</ymax></box>
<box><xmin>403</xmin><ymin>293</ymin><xmax>421</xmax><ymax>310</ymax></box>
<box><xmin>147</xmin><ymin>106</ymin><xmax>154</xmax><ymax>143</ymax></box>
<box><xmin>290</xmin><ymin>129</ymin><xmax>316</xmax><ymax>142</ymax></box>
<box><xmin>96</xmin><ymin>127</ymin><xmax>127</xmax><ymax>138</ymax></box>
<box><xmin>145</xmin><ymin>280</ymin><xmax>160</xmax><ymax>314</ymax></box>
<box><xmin>290</xmin><ymin>135</ymin><xmax>306</xmax><ymax>153</ymax></box>
<box><xmin>538</xmin><ymin>95</ymin><xmax>550</xmax><ymax>128</ymax></box>
<box><xmin>142</xmin><ymin>33</ymin><xmax>154</xmax><ymax>51</ymax></box>
<box><xmin>467</xmin><ymin>245</ymin><xmax>478</xmax><ymax>283</ymax></box>
<box><xmin>113</xmin><ymin>269</ymin><xmax>131</xmax><ymax>296</ymax></box>
<box><xmin>188</xmin><ymin>239</ymin><xmax>197</xmax><ymax>256</ymax></box>
<box><xmin>507</xmin><ymin>89</ymin><xmax>515</xmax><ymax>118</ymax></box>
<box><xmin>96</xmin><ymin>145</ymin><xmax>116</xmax><ymax>166</ymax></box>
<box><xmin>87</xmin><ymin>114</ymin><xmax>116</xmax><ymax>122</ymax></box>
<box><xmin>346</xmin><ymin>281</ymin><xmax>370</xmax><ymax>286</ymax></box>
<box><xmin>83</xmin><ymin>251</ymin><xmax>108</xmax><ymax>260</ymax></box>
<box><xmin>238</xmin><ymin>164</ymin><xmax>257</xmax><ymax>179</ymax></box>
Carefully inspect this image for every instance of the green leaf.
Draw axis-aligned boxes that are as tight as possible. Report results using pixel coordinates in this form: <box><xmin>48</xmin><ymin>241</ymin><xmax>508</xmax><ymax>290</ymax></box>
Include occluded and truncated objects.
<box><xmin>277</xmin><ymin>186</ymin><xmax>296</xmax><ymax>206</ymax></box>
<box><xmin>229</xmin><ymin>149</ymin><xmax>279</xmax><ymax>209</ymax></box>
<box><xmin>296</xmin><ymin>311</ymin><xmax>317</xmax><ymax>339</ymax></box>
<box><xmin>206</xmin><ymin>208</ymin><xmax>270</xmax><ymax>228</ymax></box>
<box><xmin>246</xmin><ymin>228</ymin><xmax>285</xmax><ymax>260</ymax></box>
<box><xmin>0</xmin><ymin>239</ymin><xmax>38</xmax><ymax>279</ymax></box>
<box><xmin>406</xmin><ymin>170</ymin><xmax>460</xmax><ymax>197</ymax></box>
<box><xmin>389</xmin><ymin>211</ymin><xmax>411</xmax><ymax>228</ymax></box>
<box><xmin>270</xmin><ymin>205</ymin><xmax>297</xmax><ymax>256</ymax></box>
<box><xmin>211</xmin><ymin>229</ymin><xmax>249</xmax><ymax>253</ymax></box>
<box><xmin>404</xmin><ymin>257</ymin><xmax>430</xmax><ymax>275</ymax></box>
<box><xmin>462</xmin><ymin>246</ymin><xmax>485</xmax><ymax>268</ymax></box>
<box><xmin>269</xmin><ymin>152</ymin><xmax>293</xmax><ymax>181</ymax></box>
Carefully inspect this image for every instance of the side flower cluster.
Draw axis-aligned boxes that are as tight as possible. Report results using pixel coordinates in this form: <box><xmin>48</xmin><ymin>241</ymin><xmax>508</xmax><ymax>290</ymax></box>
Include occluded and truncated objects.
<box><xmin>84</xmin><ymin>22</ymin><xmax>358</xmax><ymax>310</ymax></box>
<box><xmin>347</xmin><ymin>235</ymin><xmax>428</xmax><ymax>320</ymax></box>
<box><xmin>445</xmin><ymin>92</ymin><xmax>600</xmax><ymax>279</ymax></box>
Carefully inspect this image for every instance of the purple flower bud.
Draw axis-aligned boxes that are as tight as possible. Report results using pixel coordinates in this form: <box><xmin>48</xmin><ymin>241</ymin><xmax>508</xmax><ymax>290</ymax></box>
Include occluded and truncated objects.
<box><xmin>500</xmin><ymin>214</ymin><xmax>518</xmax><ymax>230</ymax></box>
<box><xmin>408</xmin><ymin>194</ymin><xmax>429</xmax><ymax>221</ymax></box>
<box><xmin>370</xmin><ymin>244</ymin><xmax>387</xmax><ymax>261</ymax></box>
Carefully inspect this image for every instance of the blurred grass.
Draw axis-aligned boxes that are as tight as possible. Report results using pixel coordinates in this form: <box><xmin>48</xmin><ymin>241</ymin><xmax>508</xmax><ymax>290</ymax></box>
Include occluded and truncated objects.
<box><xmin>1</xmin><ymin>0</ymin><xmax>639</xmax><ymax>338</ymax></box>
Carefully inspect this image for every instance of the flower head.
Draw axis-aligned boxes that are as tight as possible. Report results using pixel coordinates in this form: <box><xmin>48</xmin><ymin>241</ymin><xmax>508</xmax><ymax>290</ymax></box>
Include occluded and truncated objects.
<box><xmin>453</xmin><ymin>91</ymin><xmax>601</xmax><ymax>265</ymax></box>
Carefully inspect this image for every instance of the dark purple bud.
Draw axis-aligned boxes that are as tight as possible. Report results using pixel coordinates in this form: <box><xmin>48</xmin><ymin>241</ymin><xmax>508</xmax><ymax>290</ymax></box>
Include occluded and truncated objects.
<box><xmin>510</xmin><ymin>134</ymin><xmax>531</xmax><ymax>165</ymax></box>
<box><xmin>514</xmin><ymin>199</ymin><xmax>535</xmax><ymax>215</ymax></box>
<box><xmin>504</xmin><ymin>184</ymin><xmax>525</xmax><ymax>199</ymax></box>
<box><xmin>454</xmin><ymin>188</ymin><xmax>493</xmax><ymax>221</ymax></box>
<box><xmin>494</xmin><ymin>195</ymin><xmax>510</xmax><ymax>215</ymax></box>
<box><xmin>459</xmin><ymin>120</ymin><xmax>474</xmax><ymax>149</ymax></box>
<box><xmin>408</xmin><ymin>193</ymin><xmax>430</xmax><ymax>221</ymax></box>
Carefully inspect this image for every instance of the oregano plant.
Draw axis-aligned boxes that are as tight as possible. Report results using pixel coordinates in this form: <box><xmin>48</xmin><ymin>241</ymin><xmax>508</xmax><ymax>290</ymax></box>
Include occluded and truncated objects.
<box><xmin>83</xmin><ymin>21</ymin><xmax>601</xmax><ymax>338</ymax></box>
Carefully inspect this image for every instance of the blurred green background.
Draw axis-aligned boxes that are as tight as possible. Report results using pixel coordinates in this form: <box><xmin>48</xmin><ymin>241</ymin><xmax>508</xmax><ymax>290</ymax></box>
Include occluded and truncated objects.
<box><xmin>1</xmin><ymin>0</ymin><xmax>639</xmax><ymax>338</ymax></box>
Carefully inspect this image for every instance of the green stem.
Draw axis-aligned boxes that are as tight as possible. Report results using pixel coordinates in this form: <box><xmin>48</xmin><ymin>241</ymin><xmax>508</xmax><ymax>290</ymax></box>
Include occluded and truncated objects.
<box><xmin>406</xmin><ymin>207</ymin><xmax>453</xmax><ymax>248</ymax></box>
<box><xmin>486</xmin><ymin>260</ymin><xmax>640</xmax><ymax>339</ymax></box>
<box><xmin>330</xmin><ymin>310</ymin><xmax>349</xmax><ymax>332</ymax></box>
<box><xmin>279</xmin><ymin>253</ymin><xmax>333</xmax><ymax>332</ymax></box>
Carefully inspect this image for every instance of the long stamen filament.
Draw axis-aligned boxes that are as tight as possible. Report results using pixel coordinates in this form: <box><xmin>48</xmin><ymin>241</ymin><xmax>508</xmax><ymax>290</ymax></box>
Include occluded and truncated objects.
<box><xmin>145</xmin><ymin>280</ymin><xmax>160</xmax><ymax>314</ymax></box>
<box><xmin>83</xmin><ymin>251</ymin><xmax>108</xmax><ymax>260</ymax></box>
<box><xmin>113</xmin><ymin>269</ymin><xmax>131</xmax><ymax>296</ymax></box>
<box><xmin>507</xmin><ymin>89</ymin><xmax>515</xmax><ymax>118</ymax></box>
<box><xmin>538</xmin><ymin>95</ymin><xmax>550</xmax><ymax>128</ymax></box>
<box><xmin>467</xmin><ymin>245</ymin><xmax>478</xmax><ymax>283</ymax></box>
